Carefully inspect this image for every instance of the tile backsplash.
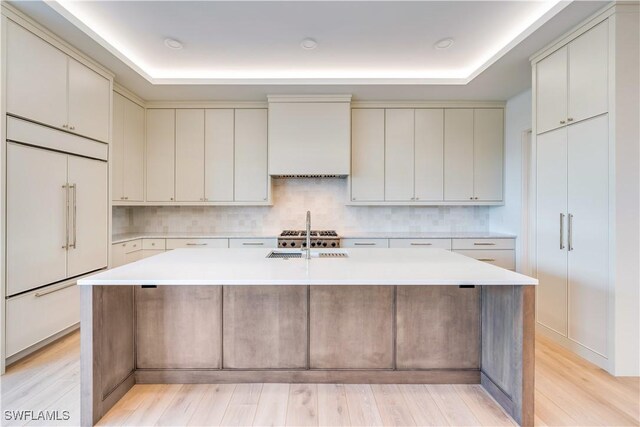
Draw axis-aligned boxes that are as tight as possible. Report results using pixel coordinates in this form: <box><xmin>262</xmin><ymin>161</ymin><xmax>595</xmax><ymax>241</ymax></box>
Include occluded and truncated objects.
<box><xmin>113</xmin><ymin>178</ymin><xmax>490</xmax><ymax>235</ymax></box>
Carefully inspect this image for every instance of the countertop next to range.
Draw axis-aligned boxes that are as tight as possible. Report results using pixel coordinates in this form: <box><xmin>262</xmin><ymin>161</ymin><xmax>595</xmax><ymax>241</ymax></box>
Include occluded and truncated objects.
<box><xmin>79</xmin><ymin>247</ymin><xmax>536</xmax><ymax>286</ymax></box>
<box><xmin>112</xmin><ymin>231</ymin><xmax>517</xmax><ymax>244</ymax></box>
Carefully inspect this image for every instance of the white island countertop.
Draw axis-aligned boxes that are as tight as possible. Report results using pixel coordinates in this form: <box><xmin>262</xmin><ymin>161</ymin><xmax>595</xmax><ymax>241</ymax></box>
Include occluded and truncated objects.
<box><xmin>79</xmin><ymin>248</ymin><xmax>537</xmax><ymax>286</ymax></box>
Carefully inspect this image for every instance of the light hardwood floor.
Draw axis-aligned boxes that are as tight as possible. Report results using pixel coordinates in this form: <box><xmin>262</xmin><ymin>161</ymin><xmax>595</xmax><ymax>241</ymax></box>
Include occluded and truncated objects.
<box><xmin>1</xmin><ymin>331</ymin><xmax>638</xmax><ymax>426</ymax></box>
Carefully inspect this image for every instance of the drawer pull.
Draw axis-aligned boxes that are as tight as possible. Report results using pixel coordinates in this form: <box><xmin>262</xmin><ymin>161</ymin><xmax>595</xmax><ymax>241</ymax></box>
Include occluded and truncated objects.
<box><xmin>354</xmin><ymin>243</ymin><xmax>376</xmax><ymax>246</ymax></box>
<box><xmin>243</xmin><ymin>242</ymin><xmax>264</xmax><ymax>246</ymax></box>
<box><xmin>477</xmin><ymin>258</ymin><xmax>496</xmax><ymax>262</ymax></box>
<box><xmin>410</xmin><ymin>243</ymin><xmax>432</xmax><ymax>246</ymax></box>
<box><xmin>35</xmin><ymin>282</ymin><xmax>75</xmax><ymax>297</ymax></box>
<box><xmin>186</xmin><ymin>243</ymin><xmax>208</xmax><ymax>246</ymax></box>
<box><xmin>473</xmin><ymin>242</ymin><xmax>496</xmax><ymax>246</ymax></box>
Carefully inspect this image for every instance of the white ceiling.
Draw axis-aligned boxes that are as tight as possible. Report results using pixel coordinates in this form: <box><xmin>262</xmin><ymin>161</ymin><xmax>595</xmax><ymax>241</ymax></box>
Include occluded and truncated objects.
<box><xmin>9</xmin><ymin>0</ymin><xmax>608</xmax><ymax>101</ymax></box>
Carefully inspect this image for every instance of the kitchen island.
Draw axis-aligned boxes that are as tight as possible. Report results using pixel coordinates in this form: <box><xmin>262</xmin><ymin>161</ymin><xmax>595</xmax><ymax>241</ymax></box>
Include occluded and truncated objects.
<box><xmin>78</xmin><ymin>248</ymin><xmax>537</xmax><ymax>426</ymax></box>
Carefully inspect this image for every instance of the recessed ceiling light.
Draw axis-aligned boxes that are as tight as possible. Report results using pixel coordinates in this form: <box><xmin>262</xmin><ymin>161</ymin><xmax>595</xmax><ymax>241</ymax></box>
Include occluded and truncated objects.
<box><xmin>434</xmin><ymin>38</ymin><xmax>454</xmax><ymax>50</ymax></box>
<box><xmin>300</xmin><ymin>38</ymin><xmax>318</xmax><ymax>50</ymax></box>
<box><xmin>164</xmin><ymin>38</ymin><xmax>183</xmax><ymax>50</ymax></box>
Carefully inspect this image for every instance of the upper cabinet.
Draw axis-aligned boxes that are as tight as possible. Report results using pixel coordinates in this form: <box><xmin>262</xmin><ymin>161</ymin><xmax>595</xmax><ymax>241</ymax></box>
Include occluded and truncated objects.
<box><xmin>6</xmin><ymin>21</ymin><xmax>110</xmax><ymax>142</ymax></box>
<box><xmin>444</xmin><ymin>109</ymin><xmax>503</xmax><ymax>202</ymax></box>
<box><xmin>351</xmin><ymin>107</ymin><xmax>502</xmax><ymax>205</ymax></box>
<box><xmin>536</xmin><ymin>21</ymin><xmax>608</xmax><ymax>135</ymax></box>
<box><xmin>112</xmin><ymin>92</ymin><xmax>144</xmax><ymax>202</ymax></box>
<box><xmin>145</xmin><ymin>108</ymin><xmax>270</xmax><ymax>204</ymax></box>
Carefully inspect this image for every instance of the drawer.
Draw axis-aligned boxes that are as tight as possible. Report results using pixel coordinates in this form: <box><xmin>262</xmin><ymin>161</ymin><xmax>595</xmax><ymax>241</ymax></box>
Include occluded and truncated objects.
<box><xmin>341</xmin><ymin>238</ymin><xmax>389</xmax><ymax>248</ymax></box>
<box><xmin>229</xmin><ymin>238</ymin><xmax>277</xmax><ymax>248</ymax></box>
<box><xmin>143</xmin><ymin>238</ymin><xmax>166</xmax><ymax>250</ymax></box>
<box><xmin>454</xmin><ymin>250</ymin><xmax>515</xmax><ymax>270</ymax></box>
<box><xmin>121</xmin><ymin>239</ymin><xmax>142</xmax><ymax>253</ymax></box>
<box><xmin>389</xmin><ymin>238</ymin><xmax>451</xmax><ymax>250</ymax></box>
<box><xmin>6</xmin><ymin>281</ymin><xmax>80</xmax><ymax>357</ymax></box>
<box><xmin>166</xmin><ymin>238</ymin><xmax>229</xmax><ymax>250</ymax></box>
<box><xmin>451</xmin><ymin>238</ymin><xmax>515</xmax><ymax>250</ymax></box>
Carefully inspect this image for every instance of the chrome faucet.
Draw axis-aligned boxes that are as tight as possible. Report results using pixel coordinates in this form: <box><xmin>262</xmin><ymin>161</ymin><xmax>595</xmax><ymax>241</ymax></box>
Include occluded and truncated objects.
<box><xmin>305</xmin><ymin>210</ymin><xmax>311</xmax><ymax>259</ymax></box>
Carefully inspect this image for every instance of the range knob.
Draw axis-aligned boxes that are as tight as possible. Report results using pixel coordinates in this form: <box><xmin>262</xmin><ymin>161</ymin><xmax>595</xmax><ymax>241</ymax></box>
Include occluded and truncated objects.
<box><xmin>311</xmin><ymin>242</ymin><xmax>316</xmax><ymax>247</ymax></box>
<box><xmin>291</xmin><ymin>242</ymin><xmax>297</xmax><ymax>247</ymax></box>
<box><xmin>331</xmin><ymin>242</ymin><xmax>337</xmax><ymax>247</ymax></box>
<box><xmin>302</xmin><ymin>242</ymin><xmax>307</xmax><ymax>247</ymax></box>
<box><xmin>322</xmin><ymin>242</ymin><xmax>328</xmax><ymax>247</ymax></box>
<box><xmin>282</xmin><ymin>242</ymin><xmax>288</xmax><ymax>247</ymax></box>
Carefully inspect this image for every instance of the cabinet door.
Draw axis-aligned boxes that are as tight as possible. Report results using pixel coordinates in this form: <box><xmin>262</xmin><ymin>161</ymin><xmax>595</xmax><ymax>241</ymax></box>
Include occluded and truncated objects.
<box><xmin>474</xmin><ymin>109</ymin><xmax>504</xmax><ymax>201</ymax></box>
<box><xmin>414</xmin><ymin>109</ymin><xmax>444</xmax><ymax>201</ymax></box>
<box><xmin>235</xmin><ymin>109</ymin><xmax>268</xmax><ymax>202</ymax></box>
<box><xmin>111</xmin><ymin>92</ymin><xmax>125</xmax><ymax>201</ymax></box>
<box><xmin>175</xmin><ymin>109</ymin><xmax>205</xmax><ymax>201</ymax></box>
<box><xmin>67</xmin><ymin>156</ymin><xmax>108</xmax><ymax>277</ymax></box>
<box><xmin>385</xmin><ymin>109</ymin><xmax>414</xmax><ymax>201</ymax></box>
<box><xmin>536</xmin><ymin>47</ymin><xmax>568</xmax><ymax>134</ymax></box>
<box><xmin>205</xmin><ymin>109</ymin><xmax>234</xmax><ymax>201</ymax></box>
<box><xmin>123</xmin><ymin>98</ymin><xmax>145</xmax><ymax>201</ymax></box>
<box><xmin>351</xmin><ymin>109</ymin><xmax>385</xmax><ymax>201</ymax></box>
<box><xmin>444</xmin><ymin>109</ymin><xmax>474</xmax><ymax>201</ymax></box>
<box><xmin>568</xmin><ymin>21</ymin><xmax>608</xmax><ymax>124</ymax></box>
<box><xmin>67</xmin><ymin>58</ymin><xmax>110</xmax><ymax>142</ymax></box>
<box><xmin>536</xmin><ymin>127</ymin><xmax>568</xmax><ymax>336</ymax></box>
<box><xmin>7</xmin><ymin>144</ymin><xmax>68</xmax><ymax>296</ymax></box>
<box><xmin>111</xmin><ymin>243</ymin><xmax>128</xmax><ymax>268</ymax></box>
<box><xmin>567</xmin><ymin>115</ymin><xmax>609</xmax><ymax>356</ymax></box>
<box><xmin>6</xmin><ymin>21</ymin><xmax>67</xmax><ymax>131</ymax></box>
<box><xmin>146</xmin><ymin>109</ymin><xmax>175</xmax><ymax>202</ymax></box>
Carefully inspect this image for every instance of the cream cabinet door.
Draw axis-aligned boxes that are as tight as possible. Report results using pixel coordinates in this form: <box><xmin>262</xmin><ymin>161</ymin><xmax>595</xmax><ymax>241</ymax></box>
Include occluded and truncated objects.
<box><xmin>568</xmin><ymin>21</ymin><xmax>608</xmax><ymax>124</ymax></box>
<box><xmin>205</xmin><ymin>109</ymin><xmax>234</xmax><ymax>202</ymax></box>
<box><xmin>146</xmin><ymin>109</ymin><xmax>176</xmax><ymax>202</ymax></box>
<box><xmin>176</xmin><ymin>109</ymin><xmax>205</xmax><ymax>201</ymax></box>
<box><xmin>567</xmin><ymin>115</ymin><xmax>609</xmax><ymax>356</ymax></box>
<box><xmin>536</xmin><ymin>127</ymin><xmax>568</xmax><ymax>336</ymax></box>
<box><xmin>385</xmin><ymin>109</ymin><xmax>415</xmax><ymax>201</ymax></box>
<box><xmin>67</xmin><ymin>156</ymin><xmax>108</xmax><ymax>277</ymax></box>
<box><xmin>235</xmin><ymin>109</ymin><xmax>268</xmax><ymax>202</ymax></box>
<box><xmin>6</xmin><ymin>143</ymin><xmax>68</xmax><ymax>296</ymax></box>
<box><xmin>67</xmin><ymin>58</ymin><xmax>110</xmax><ymax>142</ymax></box>
<box><xmin>414</xmin><ymin>109</ymin><xmax>444</xmax><ymax>201</ymax></box>
<box><xmin>111</xmin><ymin>92</ymin><xmax>125</xmax><ymax>201</ymax></box>
<box><xmin>123</xmin><ymin>98</ymin><xmax>145</xmax><ymax>201</ymax></box>
<box><xmin>351</xmin><ymin>109</ymin><xmax>385</xmax><ymax>202</ymax></box>
<box><xmin>444</xmin><ymin>109</ymin><xmax>474</xmax><ymax>201</ymax></box>
<box><xmin>6</xmin><ymin>21</ymin><xmax>68</xmax><ymax>131</ymax></box>
<box><xmin>536</xmin><ymin>47</ymin><xmax>568</xmax><ymax>134</ymax></box>
<box><xmin>473</xmin><ymin>109</ymin><xmax>504</xmax><ymax>201</ymax></box>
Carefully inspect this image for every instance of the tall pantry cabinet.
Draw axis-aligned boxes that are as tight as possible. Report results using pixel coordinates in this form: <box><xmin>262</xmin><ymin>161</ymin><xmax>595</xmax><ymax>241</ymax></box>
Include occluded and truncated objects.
<box><xmin>2</xmin><ymin>9</ymin><xmax>112</xmax><ymax>370</ymax></box>
<box><xmin>533</xmin><ymin>4</ymin><xmax>639</xmax><ymax>374</ymax></box>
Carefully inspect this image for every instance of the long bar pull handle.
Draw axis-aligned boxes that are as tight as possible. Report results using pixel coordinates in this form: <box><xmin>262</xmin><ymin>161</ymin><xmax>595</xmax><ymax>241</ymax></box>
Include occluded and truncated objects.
<box><xmin>560</xmin><ymin>213</ymin><xmax>565</xmax><ymax>249</ymax></box>
<box><xmin>186</xmin><ymin>243</ymin><xmax>208</xmax><ymax>246</ymax></box>
<box><xmin>568</xmin><ymin>214</ymin><xmax>574</xmax><ymax>251</ymax></box>
<box><xmin>35</xmin><ymin>282</ymin><xmax>75</xmax><ymax>297</ymax></box>
<box><xmin>354</xmin><ymin>243</ymin><xmax>376</xmax><ymax>246</ymax></box>
<box><xmin>62</xmin><ymin>184</ymin><xmax>69</xmax><ymax>249</ymax></box>
<box><xmin>410</xmin><ymin>243</ymin><xmax>433</xmax><ymax>246</ymax></box>
<box><xmin>70</xmin><ymin>184</ymin><xmax>77</xmax><ymax>249</ymax></box>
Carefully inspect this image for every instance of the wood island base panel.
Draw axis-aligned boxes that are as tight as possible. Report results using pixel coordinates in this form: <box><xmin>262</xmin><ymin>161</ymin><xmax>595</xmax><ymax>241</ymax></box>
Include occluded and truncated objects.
<box><xmin>80</xmin><ymin>284</ymin><xmax>534</xmax><ymax>426</ymax></box>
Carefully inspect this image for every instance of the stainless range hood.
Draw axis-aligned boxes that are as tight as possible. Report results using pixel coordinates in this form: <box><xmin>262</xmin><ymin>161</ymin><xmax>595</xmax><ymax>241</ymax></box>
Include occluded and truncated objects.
<box><xmin>268</xmin><ymin>95</ymin><xmax>352</xmax><ymax>177</ymax></box>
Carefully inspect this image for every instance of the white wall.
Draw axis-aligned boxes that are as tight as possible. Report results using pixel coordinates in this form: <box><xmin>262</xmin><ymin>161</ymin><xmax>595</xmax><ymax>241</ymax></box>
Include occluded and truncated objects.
<box><xmin>113</xmin><ymin>178</ymin><xmax>491</xmax><ymax>235</ymax></box>
<box><xmin>489</xmin><ymin>89</ymin><xmax>532</xmax><ymax>272</ymax></box>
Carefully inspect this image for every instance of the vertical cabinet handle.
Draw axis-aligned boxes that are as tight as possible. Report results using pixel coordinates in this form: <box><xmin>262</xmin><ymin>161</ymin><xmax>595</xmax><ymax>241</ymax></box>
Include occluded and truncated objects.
<box><xmin>71</xmin><ymin>184</ymin><xmax>77</xmax><ymax>249</ymax></box>
<box><xmin>559</xmin><ymin>213</ymin><xmax>565</xmax><ymax>249</ymax></box>
<box><xmin>568</xmin><ymin>214</ymin><xmax>574</xmax><ymax>251</ymax></box>
<box><xmin>62</xmin><ymin>184</ymin><xmax>69</xmax><ymax>249</ymax></box>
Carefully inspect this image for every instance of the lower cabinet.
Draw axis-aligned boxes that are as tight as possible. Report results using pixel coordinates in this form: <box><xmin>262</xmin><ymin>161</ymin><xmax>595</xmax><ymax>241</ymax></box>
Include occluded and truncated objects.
<box><xmin>135</xmin><ymin>286</ymin><xmax>222</xmax><ymax>369</ymax></box>
<box><xmin>396</xmin><ymin>286</ymin><xmax>480</xmax><ymax>369</ymax></box>
<box><xmin>309</xmin><ymin>286</ymin><xmax>394</xmax><ymax>369</ymax></box>
<box><xmin>6</xmin><ymin>281</ymin><xmax>80</xmax><ymax>357</ymax></box>
<box><xmin>223</xmin><ymin>286</ymin><xmax>307</xmax><ymax>369</ymax></box>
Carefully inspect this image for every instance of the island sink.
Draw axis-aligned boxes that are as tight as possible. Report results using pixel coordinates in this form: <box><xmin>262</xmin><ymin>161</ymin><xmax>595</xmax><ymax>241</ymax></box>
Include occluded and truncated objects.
<box><xmin>266</xmin><ymin>249</ymin><xmax>349</xmax><ymax>258</ymax></box>
<box><xmin>78</xmin><ymin>248</ymin><xmax>537</xmax><ymax>426</ymax></box>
